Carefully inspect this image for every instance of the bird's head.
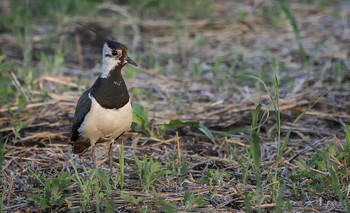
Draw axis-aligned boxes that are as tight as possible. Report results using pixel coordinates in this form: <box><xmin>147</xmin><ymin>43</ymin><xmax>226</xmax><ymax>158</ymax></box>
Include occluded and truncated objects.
<box><xmin>101</xmin><ymin>40</ymin><xmax>137</xmax><ymax>77</ymax></box>
<box><xmin>74</xmin><ymin>22</ymin><xmax>137</xmax><ymax>77</ymax></box>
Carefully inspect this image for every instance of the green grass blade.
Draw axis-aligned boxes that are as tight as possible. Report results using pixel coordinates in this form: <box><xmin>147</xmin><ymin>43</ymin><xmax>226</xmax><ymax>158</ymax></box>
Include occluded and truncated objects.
<box><xmin>26</xmin><ymin>166</ymin><xmax>45</xmax><ymax>187</ymax></box>
<box><xmin>120</xmin><ymin>192</ymin><xmax>133</xmax><ymax>202</ymax></box>
<box><xmin>251</xmin><ymin>103</ymin><xmax>262</xmax><ymax>171</ymax></box>
<box><xmin>231</xmin><ymin>74</ymin><xmax>271</xmax><ymax>96</ymax></box>
<box><xmin>257</xmin><ymin>103</ymin><xmax>270</xmax><ymax>133</ymax></box>
<box><xmin>273</xmin><ymin>74</ymin><xmax>280</xmax><ymax>136</ymax></box>
<box><xmin>250</xmin><ymin>102</ymin><xmax>263</xmax><ymax>205</ymax></box>
<box><xmin>133</xmin><ymin>153</ymin><xmax>141</xmax><ymax>170</ymax></box>
<box><xmin>161</xmin><ymin>119</ymin><xmax>216</xmax><ymax>144</ymax></box>
<box><xmin>0</xmin><ymin>138</ymin><xmax>7</xmax><ymax>182</ymax></box>
<box><xmin>251</xmin><ymin>132</ymin><xmax>261</xmax><ymax>172</ymax></box>
<box><xmin>159</xmin><ymin>199</ymin><xmax>177</xmax><ymax>213</ymax></box>
<box><xmin>275</xmin><ymin>184</ymin><xmax>286</xmax><ymax>212</ymax></box>
<box><xmin>346</xmin><ymin>126</ymin><xmax>350</xmax><ymax>166</ymax></box>
<box><xmin>251</xmin><ymin>103</ymin><xmax>262</xmax><ymax>129</ymax></box>
<box><xmin>0</xmin><ymin>186</ymin><xmax>5</xmax><ymax>213</ymax></box>
<box><xmin>278</xmin><ymin>92</ymin><xmax>327</xmax><ymax>162</ymax></box>
<box><xmin>329</xmin><ymin>165</ymin><xmax>345</xmax><ymax>207</ymax></box>
<box><xmin>244</xmin><ymin>191</ymin><xmax>252</xmax><ymax>213</ymax></box>
<box><xmin>71</xmin><ymin>158</ymin><xmax>83</xmax><ymax>188</ymax></box>
<box><xmin>197</xmin><ymin>123</ymin><xmax>216</xmax><ymax>144</ymax></box>
<box><xmin>278</xmin><ymin>0</ymin><xmax>309</xmax><ymax>72</ymax></box>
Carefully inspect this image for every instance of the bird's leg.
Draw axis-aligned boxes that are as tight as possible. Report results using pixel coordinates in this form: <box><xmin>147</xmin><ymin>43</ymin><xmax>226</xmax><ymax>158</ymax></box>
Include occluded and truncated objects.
<box><xmin>108</xmin><ymin>141</ymin><xmax>114</xmax><ymax>176</ymax></box>
<box><xmin>92</xmin><ymin>145</ymin><xmax>96</xmax><ymax>169</ymax></box>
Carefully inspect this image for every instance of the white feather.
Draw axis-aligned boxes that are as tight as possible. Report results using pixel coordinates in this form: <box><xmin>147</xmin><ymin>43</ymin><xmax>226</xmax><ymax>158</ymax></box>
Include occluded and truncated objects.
<box><xmin>101</xmin><ymin>43</ymin><xmax>121</xmax><ymax>78</ymax></box>
<box><xmin>78</xmin><ymin>93</ymin><xmax>132</xmax><ymax>145</ymax></box>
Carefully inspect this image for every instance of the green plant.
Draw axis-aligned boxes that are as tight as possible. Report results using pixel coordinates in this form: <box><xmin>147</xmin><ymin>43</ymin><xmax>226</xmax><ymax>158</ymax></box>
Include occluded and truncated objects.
<box><xmin>151</xmin><ymin>187</ymin><xmax>177</xmax><ymax>213</ymax></box>
<box><xmin>0</xmin><ymin>56</ymin><xmax>18</xmax><ymax>106</ymax></box>
<box><xmin>218</xmin><ymin>55</ymin><xmax>326</xmax><ymax>209</ymax></box>
<box><xmin>296</xmin><ymin>128</ymin><xmax>350</xmax><ymax>211</ymax></box>
<box><xmin>225</xmin><ymin>143</ymin><xmax>249</xmax><ymax>185</ymax></box>
<box><xmin>248</xmin><ymin>102</ymin><xmax>264</xmax><ymax>209</ymax></box>
<box><xmin>168</xmin><ymin>91</ymin><xmax>188</xmax><ymax>114</ymax></box>
<box><xmin>94</xmin><ymin>168</ymin><xmax>115</xmax><ymax>212</ymax></box>
<box><xmin>71</xmin><ymin>161</ymin><xmax>93</xmax><ymax>211</ymax></box>
<box><xmin>161</xmin><ymin>119</ymin><xmax>216</xmax><ymax>144</ymax></box>
<box><xmin>202</xmin><ymin>168</ymin><xmax>231</xmax><ymax>188</ymax></box>
<box><xmin>110</xmin><ymin>141</ymin><xmax>126</xmax><ymax>191</ymax></box>
<box><xmin>38</xmin><ymin>52</ymin><xmax>64</xmax><ymax>76</ymax></box>
<box><xmin>132</xmin><ymin>104</ymin><xmax>216</xmax><ymax>143</ymax></box>
<box><xmin>132</xmin><ymin>103</ymin><xmax>151</xmax><ymax>136</ymax></box>
<box><xmin>120</xmin><ymin>141</ymin><xmax>125</xmax><ymax>190</ymax></box>
<box><xmin>244</xmin><ymin>190</ymin><xmax>252</xmax><ymax>213</ymax></box>
<box><xmin>10</xmin><ymin>118</ymin><xmax>30</xmax><ymax>143</ymax></box>
<box><xmin>182</xmin><ymin>191</ymin><xmax>209</xmax><ymax>212</ymax></box>
<box><xmin>133</xmin><ymin>154</ymin><xmax>167</xmax><ymax>192</ymax></box>
<box><xmin>27</xmin><ymin>169</ymin><xmax>72</xmax><ymax>209</ymax></box>
<box><xmin>72</xmin><ymin>163</ymin><xmax>118</xmax><ymax>212</ymax></box>
<box><xmin>214</xmin><ymin>125</ymin><xmax>250</xmax><ymax>138</ymax></box>
<box><xmin>0</xmin><ymin>185</ymin><xmax>5</xmax><ymax>213</ymax></box>
<box><xmin>133</xmin><ymin>87</ymin><xmax>155</xmax><ymax>101</ymax></box>
<box><xmin>0</xmin><ymin>138</ymin><xmax>6</xmax><ymax>213</ymax></box>
<box><xmin>165</xmin><ymin>154</ymin><xmax>189</xmax><ymax>185</ymax></box>
<box><xmin>0</xmin><ymin>138</ymin><xmax>6</xmax><ymax>180</ymax></box>
<box><xmin>334</xmin><ymin>62</ymin><xmax>350</xmax><ymax>90</ymax></box>
<box><xmin>261</xmin><ymin>2</ymin><xmax>285</xmax><ymax>26</ymax></box>
<box><xmin>0</xmin><ymin>0</ymin><xmax>102</xmax><ymax>33</ymax></box>
<box><xmin>121</xmin><ymin>188</ymin><xmax>177</xmax><ymax>213</ymax></box>
<box><xmin>120</xmin><ymin>193</ymin><xmax>147</xmax><ymax>212</ymax></box>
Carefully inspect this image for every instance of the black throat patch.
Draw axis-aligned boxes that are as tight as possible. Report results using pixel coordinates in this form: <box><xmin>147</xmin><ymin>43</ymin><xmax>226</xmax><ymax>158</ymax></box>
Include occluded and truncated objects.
<box><xmin>90</xmin><ymin>66</ymin><xmax>129</xmax><ymax>109</ymax></box>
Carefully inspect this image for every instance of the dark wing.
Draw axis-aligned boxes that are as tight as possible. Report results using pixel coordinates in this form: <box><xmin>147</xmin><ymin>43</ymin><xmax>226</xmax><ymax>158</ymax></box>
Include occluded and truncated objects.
<box><xmin>70</xmin><ymin>88</ymin><xmax>92</xmax><ymax>142</ymax></box>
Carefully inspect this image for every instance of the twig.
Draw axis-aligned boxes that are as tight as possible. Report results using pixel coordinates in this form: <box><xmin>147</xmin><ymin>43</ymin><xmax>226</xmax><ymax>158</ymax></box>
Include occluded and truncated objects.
<box><xmin>224</xmin><ymin>174</ymin><xmax>244</xmax><ymax>198</ymax></box>
<box><xmin>334</xmin><ymin>135</ymin><xmax>344</xmax><ymax>150</ymax></box>
<box><xmin>34</xmin><ymin>76</ymin><xmax>82</xmax><ymax>89</ymax></box>
<box><xmin>225</xmin><ymin>138</ymin><xmax>250</xmax><ymax>148</ymax></box>
<box><xmin>0</xmin><ymin>101</ymin><xmax>58</xmax><ymax>113</ymax></box>
<box><xmin>10</xmin><ymin>71</ymin><xmax>30</xmax><ymax>103</ymax></box>
<box><xmin>268</xmin><ymin>147</ymin><xmax>295</xmax><ymax>171</ymax></box>
<box><xmin>7</xmin><ymin>176</ymin><xmax>14</xmax><ymax>206</ymax></box>
<box><xmin>176</xmin><ymin>131</ymin><xmax>181</xmax><ymax>165</ymax></box>
<box><xmin>251</xmin><ymin>203</ymin><xmax>276</xmax><ymax>210</ymax></box>
<box><xmin>75</xmin><ymin>35</ymin><xmax>84</xmax><ymax>70</ymax></box>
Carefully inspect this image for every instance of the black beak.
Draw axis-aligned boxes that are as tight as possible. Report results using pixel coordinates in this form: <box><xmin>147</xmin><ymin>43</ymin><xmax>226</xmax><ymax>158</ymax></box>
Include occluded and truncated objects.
<box><xmin>126</xmin><ymin>56</ymin><xmax>137</xmax><ymax>67</ymax></box>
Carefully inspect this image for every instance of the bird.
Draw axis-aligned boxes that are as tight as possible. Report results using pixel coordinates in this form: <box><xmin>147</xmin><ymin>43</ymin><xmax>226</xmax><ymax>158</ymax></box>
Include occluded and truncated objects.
<box><xmin>70</xmin><ymin>23</ymin><xmax>137</xmax><ymax>175</ymax></box>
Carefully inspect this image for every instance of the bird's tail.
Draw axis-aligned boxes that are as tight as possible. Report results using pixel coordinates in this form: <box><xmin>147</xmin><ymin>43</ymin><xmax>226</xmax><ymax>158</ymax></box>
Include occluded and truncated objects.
<box><xmin>71</xmin><ymin>139</ymin><xmax>91</xmax><ymax>154</ymax></box>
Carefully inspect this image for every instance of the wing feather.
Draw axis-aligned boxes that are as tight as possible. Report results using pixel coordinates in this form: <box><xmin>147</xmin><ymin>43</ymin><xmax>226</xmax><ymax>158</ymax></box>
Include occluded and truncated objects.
<box><xmin>70</xmin><ymin>88</ymin><xmax>92</xmax><ymax>142</ymax></box>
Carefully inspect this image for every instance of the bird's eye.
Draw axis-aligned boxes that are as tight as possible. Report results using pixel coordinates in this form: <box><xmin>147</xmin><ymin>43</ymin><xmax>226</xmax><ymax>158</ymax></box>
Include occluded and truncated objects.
<box><xmin>112</xmin><ymin>50</ymin><xmax>118</xmax><ymax>56</ymax></box>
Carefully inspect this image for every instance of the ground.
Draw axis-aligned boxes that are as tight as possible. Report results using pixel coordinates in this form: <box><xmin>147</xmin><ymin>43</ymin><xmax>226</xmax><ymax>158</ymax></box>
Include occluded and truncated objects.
<box><xmin>1</xmin><ymin>0</ymin><xmax>350</xmax><ymax>212</ymax></box>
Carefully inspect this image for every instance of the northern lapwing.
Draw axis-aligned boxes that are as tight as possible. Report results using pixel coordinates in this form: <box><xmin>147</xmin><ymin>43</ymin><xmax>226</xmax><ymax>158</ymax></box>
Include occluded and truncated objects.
<box><xmin>70</xmin><ymin>24</ymin><xmax>137</xmax><ymax>175</ymax></box>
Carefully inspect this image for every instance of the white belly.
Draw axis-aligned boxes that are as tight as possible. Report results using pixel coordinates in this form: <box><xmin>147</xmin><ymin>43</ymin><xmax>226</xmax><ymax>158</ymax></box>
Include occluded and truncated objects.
<box><xmin>78</xmin><ymin>94</ymin><xmax>132</xmax><ymax>146</ymax></box>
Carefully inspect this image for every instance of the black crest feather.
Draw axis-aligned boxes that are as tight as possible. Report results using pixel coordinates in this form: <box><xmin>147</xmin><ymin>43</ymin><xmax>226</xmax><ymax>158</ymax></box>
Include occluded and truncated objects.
<box><xmin>74</xmin><ymin>21</ymin><xmax>110</xmax><ymax>42</ymax></box>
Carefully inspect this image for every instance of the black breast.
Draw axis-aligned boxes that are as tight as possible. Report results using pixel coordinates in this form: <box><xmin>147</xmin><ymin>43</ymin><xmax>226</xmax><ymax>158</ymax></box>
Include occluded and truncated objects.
<box><xmin>90</xmin><ymin>67</ymin><xmax>129</xmax><ymax>109</ymax></box>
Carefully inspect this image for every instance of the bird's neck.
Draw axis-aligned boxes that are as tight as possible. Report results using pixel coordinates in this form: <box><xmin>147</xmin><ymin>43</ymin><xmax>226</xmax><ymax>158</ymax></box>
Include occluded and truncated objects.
<box><xmin>101</xmin><ymin>56</ymin><xmax>124</xmax><ymax>78</ymax></box>
<box><xmin>91</xmin><ymin>66</ymin><xmax>129</xmax><ymax>109</ymax></box>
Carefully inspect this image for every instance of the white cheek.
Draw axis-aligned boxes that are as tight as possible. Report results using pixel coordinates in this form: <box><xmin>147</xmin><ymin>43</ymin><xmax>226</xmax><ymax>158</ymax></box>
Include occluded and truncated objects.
<box><xmin>101</xmin><ymin>57</ymin><xmax>121</xmax><ymax>78</ymax></box>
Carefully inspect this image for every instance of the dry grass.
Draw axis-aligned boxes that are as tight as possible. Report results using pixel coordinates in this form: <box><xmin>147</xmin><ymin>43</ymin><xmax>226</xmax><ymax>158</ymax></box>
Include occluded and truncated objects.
<box><xmin>1</xmin><ymin>0</ymin><xmax>350</xmax><ymax>212</ymax></box>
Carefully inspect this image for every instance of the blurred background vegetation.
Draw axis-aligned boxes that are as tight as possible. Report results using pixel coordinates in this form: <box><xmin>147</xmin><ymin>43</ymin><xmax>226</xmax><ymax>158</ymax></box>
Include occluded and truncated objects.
<box><xmin>0</xmin><ymin>0</ymin><xmax>349</xmax><ymax>109</ymax></box>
